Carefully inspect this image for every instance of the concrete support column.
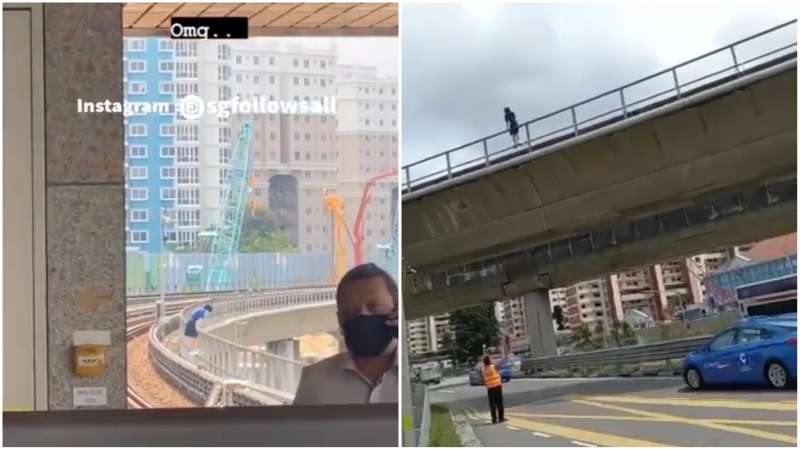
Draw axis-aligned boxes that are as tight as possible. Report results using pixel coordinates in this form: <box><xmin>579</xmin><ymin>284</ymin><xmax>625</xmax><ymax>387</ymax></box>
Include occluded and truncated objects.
<box><xmin>43</xmin><ymin>4</ymin><xmax>126</xmax><ymax>410</ymax></box>
<box><xmin>524</xmin><ymin>291</ymin><xmax>558</xmax><ymax>358</ymax></box>
<box><xmin>266</xmin><ymin>339</ymin><xmax>300</xmax><ymax>391</ymax></box>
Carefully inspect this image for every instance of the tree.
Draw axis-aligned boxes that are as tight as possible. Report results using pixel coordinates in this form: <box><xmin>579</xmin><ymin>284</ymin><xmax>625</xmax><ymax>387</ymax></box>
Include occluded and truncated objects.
<box><xmin>449</xmin><ymin>304</ymin><xmax>501</xmax><ymax>365</ymax></box>
<box><xmin>239</xmin><ymin>208</ymin><xmax>298</xmax><ymax>253</ymax></box>
<box><xmin>570</xmin><ymin>323</ymin><xmax>598</xmax><ymax>351</ymax></box>
<box><xmin>438</xmin><ymin>331</ymin><xmax>456</xmax><ymax>365</ymax></box>
<box><xmin>611</xmin><ymin>320</ymin><xmax>639</xmax><ymax>347</ymax></box>
<box><xmin>173</xmin><ymin>208</ymin><xmax>298</xmax><ymax>253</ymax></box>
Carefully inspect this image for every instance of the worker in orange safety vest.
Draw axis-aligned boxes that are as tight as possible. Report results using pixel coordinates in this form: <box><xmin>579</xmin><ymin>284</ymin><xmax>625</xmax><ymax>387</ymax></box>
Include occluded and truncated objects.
<box><xmin>482</xmin><ymin>355</ymin><xmax>506</xmax><ymax>424</ymax></box>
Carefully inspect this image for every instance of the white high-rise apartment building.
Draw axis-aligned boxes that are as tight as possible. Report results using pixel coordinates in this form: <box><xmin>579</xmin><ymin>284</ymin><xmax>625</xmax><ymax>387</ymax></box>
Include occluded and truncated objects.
<box><xmin>406</xmin><ymin>314</ymin><xmax>453</xmax><ymax>356</ymax></box>
<box><xmin>162</xmin><ymin>40</ymin><xmax>396</xmax><ymax>251</ymax></box>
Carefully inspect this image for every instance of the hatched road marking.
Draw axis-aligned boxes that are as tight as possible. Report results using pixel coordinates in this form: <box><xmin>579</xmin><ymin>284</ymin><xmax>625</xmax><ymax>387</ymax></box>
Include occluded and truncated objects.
<box><xmin>505</xmin><ymin>415</ymin><xmax>671</xmax><ymax>447</ymax></box>
<box><xmin>569</xmin><ymin>395</ymin><xmax>797</xmax><ymax>411</ymax></box>
<box><xmin>571</xmin><ymin>398</ymin><xmax>797</xmax><ymax>445</ymax></box>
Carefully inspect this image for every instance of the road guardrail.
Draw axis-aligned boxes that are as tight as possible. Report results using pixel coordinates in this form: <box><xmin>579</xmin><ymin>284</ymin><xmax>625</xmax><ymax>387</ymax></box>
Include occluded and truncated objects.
<box><xmin>521</xmin><ymin>335</ymin><xmax>712</xmax><ymax>374</ymax></box>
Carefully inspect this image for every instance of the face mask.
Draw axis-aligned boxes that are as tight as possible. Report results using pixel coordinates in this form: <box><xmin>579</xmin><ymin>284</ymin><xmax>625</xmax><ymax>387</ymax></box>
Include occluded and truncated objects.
<box><xmin>342</xmin><ymin>314</ymin><xmax>397</xmax><ymax>358</ymax></box>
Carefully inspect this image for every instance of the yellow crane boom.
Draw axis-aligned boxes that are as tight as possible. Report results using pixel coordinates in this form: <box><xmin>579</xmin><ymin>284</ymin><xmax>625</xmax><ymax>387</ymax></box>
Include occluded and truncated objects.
<box><xmin>322</xmin><ymin>190</ymin><xmax>355</xmax><ymax>283</ymax></box>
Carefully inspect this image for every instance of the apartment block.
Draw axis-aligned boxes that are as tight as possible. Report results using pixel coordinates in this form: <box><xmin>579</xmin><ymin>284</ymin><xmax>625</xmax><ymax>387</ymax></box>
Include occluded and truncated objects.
<box><xmin>405</xmin><ymin>314</ymin><xmax>453</xmax><ymax>356</ymax></box>
<box><xmin>123</xmin><ymin>38</ymin><xmax>397</xmax><ymax>254</ymax></box>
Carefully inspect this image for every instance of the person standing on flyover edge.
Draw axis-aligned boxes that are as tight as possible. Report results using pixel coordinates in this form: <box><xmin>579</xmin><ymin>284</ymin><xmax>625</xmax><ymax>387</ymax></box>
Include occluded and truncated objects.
<box><xmin>483</xmin><ymin>354</ymin><xmax>506</xmax><ymax>424</ymax></box>
<box><xmin>504</xmin><ymin>106</ymin><xmax>520</xmax><ymax>147</ymax></box>
<box><xmin>293</xmin><ymin>263</ymin><xmax>399</xmax><ymax>405</ymax></box>
<box><xmin>184</xmin><ymin>304</ymin><xmax>212</xmax><ymax>356</ymax></box>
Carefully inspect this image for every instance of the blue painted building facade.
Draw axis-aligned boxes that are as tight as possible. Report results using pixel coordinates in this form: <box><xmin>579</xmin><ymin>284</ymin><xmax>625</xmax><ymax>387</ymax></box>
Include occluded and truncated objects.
<box><xmin>124</xmin><ymin>37</ymin><xmax>175</xmax><ymax>253</ymax></box>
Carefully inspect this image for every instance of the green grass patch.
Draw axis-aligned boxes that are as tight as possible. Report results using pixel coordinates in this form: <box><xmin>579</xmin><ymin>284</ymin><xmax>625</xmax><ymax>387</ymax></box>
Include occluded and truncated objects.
<box><xmin>429</xmin><ymin>404</ymin><xmax>462</xmax><ymax>447</ymax></box>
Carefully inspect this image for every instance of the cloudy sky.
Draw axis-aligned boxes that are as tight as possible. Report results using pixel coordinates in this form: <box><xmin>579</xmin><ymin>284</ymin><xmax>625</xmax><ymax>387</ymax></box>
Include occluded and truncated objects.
<box><xmin>401</xmin><ymin>2</ymin><xmax>797</xmax><ymax>169</ymax></box>
<box><xmin>264</xmin><ymin>37</ymin><xmax>399</xmax><ymax>77</ymax></box>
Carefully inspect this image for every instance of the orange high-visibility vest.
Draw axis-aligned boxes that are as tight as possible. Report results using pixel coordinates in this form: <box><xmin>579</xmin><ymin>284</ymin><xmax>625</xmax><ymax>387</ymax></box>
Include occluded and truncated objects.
<box><xmin>483</xmin><ymin>364</ymin><xmax>502</xmax><ymax>388</ymax></box>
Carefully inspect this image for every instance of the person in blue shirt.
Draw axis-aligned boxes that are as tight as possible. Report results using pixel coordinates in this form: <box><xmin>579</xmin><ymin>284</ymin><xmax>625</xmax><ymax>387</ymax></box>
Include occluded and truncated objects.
<box><xmin>184</xmin><ymin>304</ymin><xmax>212</xmax><ymax>356</ymax></box>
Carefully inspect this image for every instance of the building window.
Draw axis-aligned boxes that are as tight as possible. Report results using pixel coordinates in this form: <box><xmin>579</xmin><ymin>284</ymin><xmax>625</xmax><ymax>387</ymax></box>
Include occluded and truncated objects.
<box><xmin>159</xmin><ymin>82</ymin><xmax>175</xmax><ymax>95</ymax></box>
<box><xmin>128</xmin><ymin>166</ymin><xmax>148</xmax><ymax>179</ymax></box>
<box><xmin>130</xmin><ymin>230</ymin><xmax>149</xmax><ymax>243</ymax></box>
<box><xmin>218</xmin><ymin>85</ymin><xmax>232</xmax><ymax>102</ymax></box>
<box><xmin>177</xmin><ymin>209</ymin><xmax>201</xmax><ymax>227</ymax></box>
<box><xmin>127</xmin><ymin>60</ymin><xmax>146</xmax><ymax>73</ymax></box>
<box><xmin>159</xmin><ymin>61</ymin><xmax>174</xmax><ymax>73</ymax></box>
<box><xmin>125</xmin><ymin>39</ymin><xmax>146</xmax><ymax>51</ymax></box>
<box><xmin>218</xmin><ymin>128</ymin><xmax>232</xmax><ymax>144</ymax></box>
<box><xmin>158</xmin><ymin>40</ymin><xmax>174</xmax><ymax>52</ymax></box>
<box><xmin>217</xmin><ymin>65</ymin><xmax>231</xmax><ymax>82</ymax></box>
<box><xmin>129</xmin><ymin>188</ymin><xmax>148</xmax><ymax>201</ymax></box>
<box><xmin>176</xmin><ymin>124</ymin><xmax>198</xmax><ymax>142</ymax></box>
<box><xmin>177</xmin><ymin>146</ymin><xmax>200</xmax><ymax>163</ymax></box>
<box><xmin>177</xmin><ymin>168</ymin><xmax>200</xmax><ymax>185</ymax></box>
<box><xmin>161</xmin><ymin>167</ymin><xmax>176</xmax><ymax>179</ymax></box>
<box><xmin>219</xmin><ymin>148</ymin><xmax>232</xmax><ymax>164</ymax></box>
<box><xmin>175</xmin><ymin>61</ymin><xmax>198</xmax><ymax>79</ymax></box>
<box><xmin>160</xmin><ymin>145</ymin><xmax>176</xmax><ymax>158</ymax></box>
<box><xmin>160</xmin><ymin>124</ymin><xmax>175</xmax><ymax>137</ymax></box>
<box><xmin>177</xmin><ymin>188</ymin><xmax>200</xmax><ymax>206</ymax></box>
<box><xmin>130</xmin><ymin>209</ymin><xmax>149</xmax><ymax>222</ymax></box>
<box><xmin>128</xmin><ymin>145</ymin><xmax>147</xmax><ymax>158</ymax></box>
<box><xmin>218</xmin><ymin>45</ymin><xmax>230</xmax><ymax>61</ymax></box>
<box><xmin>161</xmin><ymin>188</ymin><xmax>176</xmax><ymax>200</ymax></box>
<box><xmin>174</xmin><ymin>41</ymin><xmax>197</xmax><ymax>58</ymax></box>
<box><xmin>128</xmin><ymin>81</ymin><xmax>146</xmax><ymax>95</ymax></box>
<box><xmin>128</xmin><ymin>124</ymin><xmax>147</xmax><ymax>136</ymax></box>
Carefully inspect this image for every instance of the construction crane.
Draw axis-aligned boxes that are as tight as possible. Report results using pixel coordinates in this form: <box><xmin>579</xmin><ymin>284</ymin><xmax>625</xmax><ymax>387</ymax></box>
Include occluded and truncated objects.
<box><xmin>322</xmin><ymin>190</ymin><xmax>356</xmax><ymax>283</ymax></box>
<box><xmin>352</xmin><ymin>169</ymin><xmax>398</xmax><ymax>265</ymax></box>
<box><xmin>205</xmin><ymin>120</ymin><xmax>254</xmax><ymax>291</ymax></box>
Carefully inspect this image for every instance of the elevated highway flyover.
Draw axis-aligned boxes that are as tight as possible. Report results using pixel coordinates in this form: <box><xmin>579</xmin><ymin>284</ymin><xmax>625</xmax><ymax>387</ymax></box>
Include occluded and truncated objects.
<box><xmin>401</xmin><ymin>21</ymin><xmax>798</xmax><ymax>357</ymax></box>
<box><xmin>149</xmin><ymin>287</ymin><xmax>340</xmax><ymax>406</ymax></box>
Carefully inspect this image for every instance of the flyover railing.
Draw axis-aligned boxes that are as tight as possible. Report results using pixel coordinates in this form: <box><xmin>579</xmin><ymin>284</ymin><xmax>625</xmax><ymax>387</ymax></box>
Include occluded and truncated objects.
<box><xmin>188</xmin><ymin>287</ymin><xmax>334</xmax><ymax>397</ymax></box>
<box><xmin>149</xmin><ymin>287</ymin><xmax>336</xmax><ymax>406</ymax></box>
<box><xmin>402</xmin><ymin>19</ymin><xmax>797</xmax><ymax>193</ymax></box>
<box><xmin>522</xmin><ymin>335</ymin><xmax>711</xmax><ymax>375</ymax></box>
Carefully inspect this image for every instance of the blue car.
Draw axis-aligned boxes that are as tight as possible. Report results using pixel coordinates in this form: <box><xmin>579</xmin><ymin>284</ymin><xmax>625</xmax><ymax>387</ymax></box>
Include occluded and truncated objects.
<box><xmin>684</xmin><ymin>314</ymin><xmax>797</xmax><ymax>390</ymax></box>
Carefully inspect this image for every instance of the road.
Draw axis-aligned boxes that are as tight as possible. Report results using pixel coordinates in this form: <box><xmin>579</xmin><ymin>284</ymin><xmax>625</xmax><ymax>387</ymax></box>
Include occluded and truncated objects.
<box><xmin>431</xmin><ymin>377</ymin><xmax>797</xmax><ymax>447</ymax></box>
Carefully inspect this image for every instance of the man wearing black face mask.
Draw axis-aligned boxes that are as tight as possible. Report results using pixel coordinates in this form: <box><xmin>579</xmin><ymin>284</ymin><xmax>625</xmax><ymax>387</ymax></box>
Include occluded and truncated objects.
<box><xmin>293</xmin><ymin>263</ymin><xmax>399</xmax><ymax>405</ymax></box>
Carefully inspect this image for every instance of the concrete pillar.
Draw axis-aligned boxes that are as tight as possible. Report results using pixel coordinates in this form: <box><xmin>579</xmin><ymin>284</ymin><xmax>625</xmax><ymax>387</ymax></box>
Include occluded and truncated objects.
<box><xmin>266</xmin><ymin>339</ymin><xmax>300</xmax><ymax>392</ymax></box>
<box><xmin>42</xmin><ymin>4</ymin><xmax>126</xmax><ymax>410</ymax></box>
<box><xmin>524</xmin><ymin>291</ymin><xmax>558</xmax><ymax>358</ymax></box>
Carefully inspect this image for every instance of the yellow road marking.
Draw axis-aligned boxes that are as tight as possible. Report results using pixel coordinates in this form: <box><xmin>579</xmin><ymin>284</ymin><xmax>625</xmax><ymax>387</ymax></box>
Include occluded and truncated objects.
<box><xmin>507</xmin><ymin>411</ymin><xmax>796</xmax><ymax>427</ymax></box>
<box><xmin>572</xmin><ymin>395</ymin><xmax>796</xmax><ymax>411</ymax></box>
<box><xmin>572</xmin><ymin>399</ymin><xmax>797</xmax><ymax>445</ymax></box>
<box><xmin>506</xmin><ymin>415</ymin><xmax>670</xmax><ymax>447</ymax></box>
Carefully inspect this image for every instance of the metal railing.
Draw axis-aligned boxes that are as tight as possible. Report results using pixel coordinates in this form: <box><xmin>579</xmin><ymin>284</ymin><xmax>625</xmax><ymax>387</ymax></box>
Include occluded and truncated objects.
<box><xmin>522</xmin><ymin>335</ymin><xmax>712</xmax><ymax>374</ymax></box>
<box><xmin>402</xmin><ymin>20</ymin><xmax>797</xmax><ymax>193</ymax></box>
<box><xmin>149</xmin><ymin>287</ymin><xmax>336</xmax><ymax>406</ymax></box>
<box><xmin>187</xmin><ymin>288</ymin><xmax>335</xmax><ymax>398</ymax></box>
